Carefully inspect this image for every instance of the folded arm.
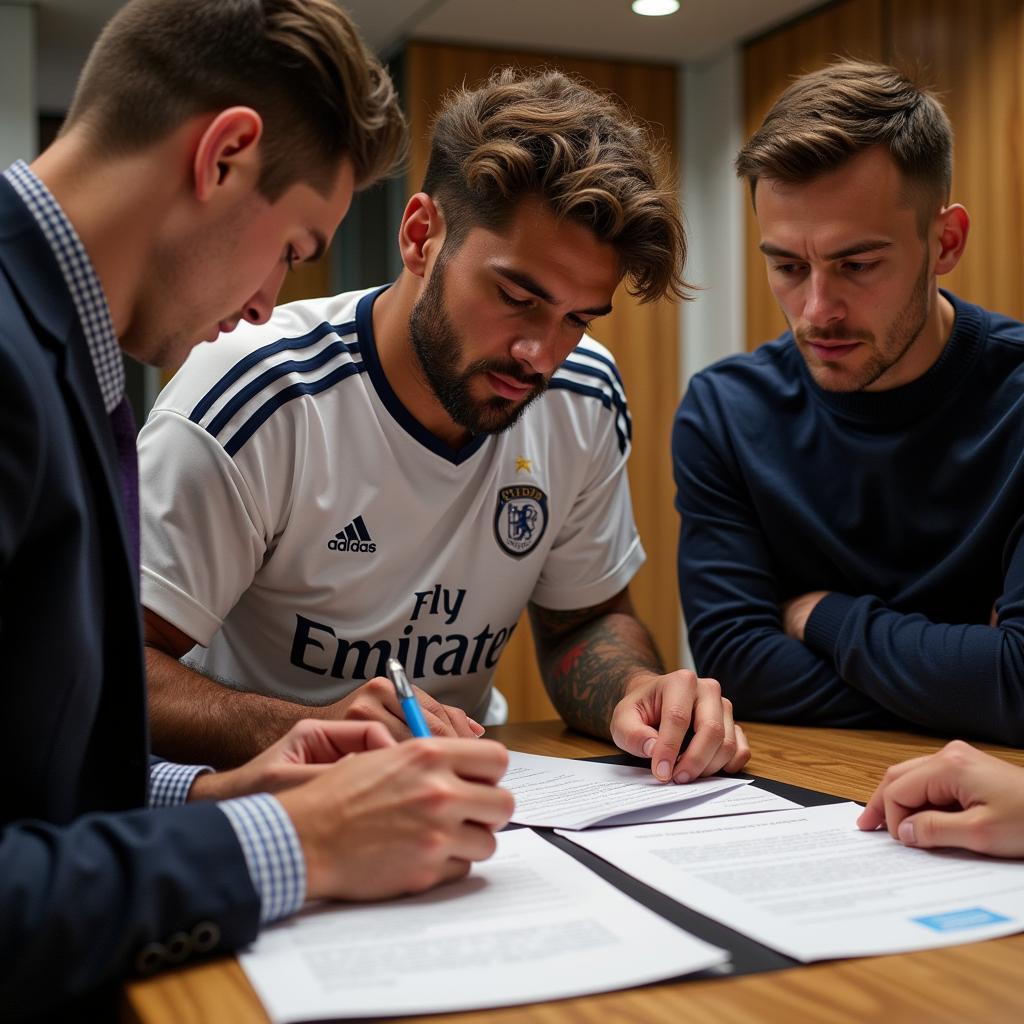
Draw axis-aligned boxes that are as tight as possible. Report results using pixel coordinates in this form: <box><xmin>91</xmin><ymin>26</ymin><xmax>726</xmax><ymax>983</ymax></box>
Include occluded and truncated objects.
<box><xmin>674</xmin><ymin>386</ymin><xmax>1024</xmax><ymax>743</ymax></box>
<box><xmin>793</xmin><ymin>528</ymin><xmax>1024</xmax><ymax>743</ymax></box>
<box><xmin>673</xmin><ymin>387</ymin><xmax>908</xmax><ymax>730</ymax></box>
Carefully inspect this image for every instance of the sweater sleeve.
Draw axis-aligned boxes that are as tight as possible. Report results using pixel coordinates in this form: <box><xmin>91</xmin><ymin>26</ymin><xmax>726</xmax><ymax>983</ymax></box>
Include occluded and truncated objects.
<box><xmin>803</xmin><ymin>514</ymin><xmax>1024</xmax><ymax>744</ymax></box>
<box><xmin>673</xmin><ymin>378</ymin><xmax>908</xmax><ymax>729</ymax></box>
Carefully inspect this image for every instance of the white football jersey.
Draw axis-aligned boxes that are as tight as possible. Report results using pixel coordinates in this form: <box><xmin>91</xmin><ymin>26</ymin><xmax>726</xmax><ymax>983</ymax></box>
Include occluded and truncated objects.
<box><xmin>139</xmin><ymin>286</ymin><xmax>644</xmax><ymax>723</ymax></box>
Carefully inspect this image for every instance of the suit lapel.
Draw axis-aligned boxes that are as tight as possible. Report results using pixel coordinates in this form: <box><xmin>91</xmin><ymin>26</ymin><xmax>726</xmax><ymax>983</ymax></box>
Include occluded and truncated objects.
<box><xmin>0</xmin><ymin>178</ymin><xmax>137</xmax><ymax>595</ymax></box>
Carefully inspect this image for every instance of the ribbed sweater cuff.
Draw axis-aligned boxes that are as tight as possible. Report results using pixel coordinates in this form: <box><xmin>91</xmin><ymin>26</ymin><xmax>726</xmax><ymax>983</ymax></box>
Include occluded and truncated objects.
<box><xmin>803</xmin><ymin>592</ymin><xmax>857</xmax><ymax>660</ymax></box>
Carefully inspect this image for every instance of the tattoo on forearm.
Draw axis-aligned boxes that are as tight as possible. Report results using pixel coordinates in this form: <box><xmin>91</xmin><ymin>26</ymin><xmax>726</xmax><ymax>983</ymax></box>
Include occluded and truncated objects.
<box><xmin>530</xmin><ymin>602</ymin><xmax>664</xmax><ymax>740</ymax></box>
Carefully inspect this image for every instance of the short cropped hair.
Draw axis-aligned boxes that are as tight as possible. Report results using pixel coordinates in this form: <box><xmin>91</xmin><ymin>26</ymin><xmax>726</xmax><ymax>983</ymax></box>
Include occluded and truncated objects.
<box><xmin>63</xmin><ymin>0</ymin><xmax>406</xmax><ymax>199</ymax></box>
<box><xmin>422</xmin><ymin>68</ymin><xmax>689</xmax><ymax>304</ymax></box>
<box><xmin>735</xmin><ymin>60</ymin><xmax>952</xmax><ymax>228</ymax></box>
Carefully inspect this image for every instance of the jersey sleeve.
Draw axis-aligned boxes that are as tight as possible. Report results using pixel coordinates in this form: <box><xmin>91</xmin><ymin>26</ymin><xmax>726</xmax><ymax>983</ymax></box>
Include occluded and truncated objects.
<box><xmin>530</xmin><ymin>349</ymin><xmax>645</xmax><ymax>610</ymax></box>
<box><xmin>139</xmin><ymin>408</ymin><xmax>269</xmax><ymax>646</ymax></box>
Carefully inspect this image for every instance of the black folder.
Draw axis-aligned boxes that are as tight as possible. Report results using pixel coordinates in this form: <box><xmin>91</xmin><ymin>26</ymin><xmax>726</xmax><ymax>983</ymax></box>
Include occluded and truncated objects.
<box><xmin>528</xmin><ymin>752</ymin><xmax>851</xmax><ymax>982</ymax></box>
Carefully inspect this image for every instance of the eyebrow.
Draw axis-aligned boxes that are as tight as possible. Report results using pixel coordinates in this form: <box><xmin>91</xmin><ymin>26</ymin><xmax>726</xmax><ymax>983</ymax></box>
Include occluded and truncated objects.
<box><xmin>495</xmin><ymin>266</ymin><xmax>613</xmax><ymax>318</ymax></box>
<box><xmin>759</xmin><ymin>240</ymin><xmax>894</xmax><ymax>261</ymax></box>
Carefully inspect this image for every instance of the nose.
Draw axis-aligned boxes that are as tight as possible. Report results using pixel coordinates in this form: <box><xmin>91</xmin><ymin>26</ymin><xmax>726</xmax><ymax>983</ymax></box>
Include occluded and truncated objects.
<box><xmin>241</xmin><ymin>262</ymin><xmax>289</xmax><ymax>326</ymax></box>
<box><xmin>803</xmin><ymin>269</ymin><xmax>844</xmax><ymax>329</ymax></box>
<box><xmin>509</xmin><ymin>320</ymin><xmax>565</xmax><ymax>378</ymax></box>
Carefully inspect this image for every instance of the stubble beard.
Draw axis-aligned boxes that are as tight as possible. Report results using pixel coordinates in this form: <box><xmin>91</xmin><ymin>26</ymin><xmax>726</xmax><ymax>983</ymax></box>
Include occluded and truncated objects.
<box><xmin>795</xmin><ymin>254</ymin><xmax>932</xmax><ymax>393</ymax></box>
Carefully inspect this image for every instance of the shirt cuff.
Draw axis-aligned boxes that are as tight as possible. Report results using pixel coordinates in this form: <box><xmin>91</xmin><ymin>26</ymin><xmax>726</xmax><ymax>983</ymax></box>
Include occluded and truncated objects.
<box><xmin>803</xmin><ymin>592</ymin><xmax>858</xmax><ymax>659</ymax></box>
<box><xmin>218</xmin><ymin>794</ymin><xmax>307</xmax><ymax>924</ymax></box>
<box><xmin>148</xmin><ymin>760</ymin><xmax>214</xmax><ymax>807</ymax></box>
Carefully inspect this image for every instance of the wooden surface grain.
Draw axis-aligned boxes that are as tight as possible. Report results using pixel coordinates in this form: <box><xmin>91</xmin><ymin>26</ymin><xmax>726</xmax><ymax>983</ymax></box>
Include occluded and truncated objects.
<box><xmin>123</xmin><ymin>721</ymin><xmax>1024</xmax><ymax>1024</ymax></box>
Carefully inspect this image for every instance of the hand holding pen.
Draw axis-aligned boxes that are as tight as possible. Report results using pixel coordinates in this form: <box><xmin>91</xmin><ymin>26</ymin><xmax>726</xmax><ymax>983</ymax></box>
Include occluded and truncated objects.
<box><xmin>387</xmin><ymin>658</ymin><xmax>432</xmax><ymax>738</ymax></box>
<box><xmin>317</xmin><ymin>667</ymin><xmax>484</xmax><ymax>740</ymax></box>
<box><xmin>384</xmin><ymin>658</ymin><xmax>485</xmax><ymax>740</ymax></box>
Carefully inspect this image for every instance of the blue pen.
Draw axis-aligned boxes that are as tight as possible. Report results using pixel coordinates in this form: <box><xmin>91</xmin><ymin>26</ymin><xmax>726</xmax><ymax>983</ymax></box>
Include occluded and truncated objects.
<box><xmin>386</xmin><ymin>657</ymin><xmax>432</xmax><ymax>738</ymax></box>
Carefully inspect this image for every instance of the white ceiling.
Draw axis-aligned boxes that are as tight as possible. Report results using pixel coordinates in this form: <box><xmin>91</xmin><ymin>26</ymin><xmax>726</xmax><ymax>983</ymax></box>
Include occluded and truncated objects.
<box><xmin>37</xmin><ymin>0</ymin><xmax>825</xmax><ymax>65</ymax></box>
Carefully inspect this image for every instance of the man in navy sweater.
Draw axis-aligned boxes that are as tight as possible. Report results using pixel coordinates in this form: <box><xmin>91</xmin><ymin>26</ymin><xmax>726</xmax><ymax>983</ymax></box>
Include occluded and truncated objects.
<box><xmin>673</xmin><ymin>59</ymin><xmax>1024</xmax><ymax>745</ymax></box>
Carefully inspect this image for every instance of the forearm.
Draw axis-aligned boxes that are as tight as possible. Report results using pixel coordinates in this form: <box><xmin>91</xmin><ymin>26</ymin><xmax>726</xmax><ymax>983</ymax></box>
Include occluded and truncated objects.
<box><xmin>677</xmin><ymin>514</ymin><xmax>903</xmax><ymax>727</ymax></box>
<box><xmin>0</xmin><ymin>803</ymin><xmax>256</xmax><ymax>1014</ymax></box>
<box><xmin>533</xmin><ymin>607</ymin><xmax>664</xmax><ymax>740</ymax></box>
<box><xmin>806</xmin><ymin>594</ymin><xmax>1024</xmax><ymax>743</ymax></box>
<box><xmin>685</xmin><ymin>591</ymin><xmax>905</xmax><ymax>727</ymax></box>
<box><xmin>146</xmin><ymin>647</ymin><xmax>318</xmax><ymax>768</ymax></box>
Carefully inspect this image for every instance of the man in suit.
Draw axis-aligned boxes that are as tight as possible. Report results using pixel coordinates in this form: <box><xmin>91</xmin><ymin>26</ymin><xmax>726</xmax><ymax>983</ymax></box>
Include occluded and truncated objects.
<box><xmin>0</xmin><ymin>2</ymin><xmax>512</xmax><ymax>1018</ymax></box>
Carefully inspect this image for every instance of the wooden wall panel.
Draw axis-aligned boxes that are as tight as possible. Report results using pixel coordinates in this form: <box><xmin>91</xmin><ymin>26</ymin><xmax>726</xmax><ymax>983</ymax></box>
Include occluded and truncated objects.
<box><xmin>742</xmin><ymin>0</ymin><xmax>886</xmax><ymax>347</ymax></box>
<box><xmin>405</xmin><ymin>42</ymin><xmax>680</xmax><ymax>723</ymax></box>
<box><xmin>276</xmin><ymin>260</ymin><xmax>332</xmax><ymax>308</ymax></box>
<box><xmin>887</xmin><ymin>0</ymin><xmax>1024</xmax><ymax>320</ymax></box>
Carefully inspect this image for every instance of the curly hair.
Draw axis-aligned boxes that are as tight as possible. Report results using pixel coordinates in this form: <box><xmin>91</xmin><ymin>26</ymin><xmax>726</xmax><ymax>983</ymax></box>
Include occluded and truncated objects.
<box><xmin>422</xmin><ymin>68</ymin><xmax>689</xmax><ymax>303</ymax></box>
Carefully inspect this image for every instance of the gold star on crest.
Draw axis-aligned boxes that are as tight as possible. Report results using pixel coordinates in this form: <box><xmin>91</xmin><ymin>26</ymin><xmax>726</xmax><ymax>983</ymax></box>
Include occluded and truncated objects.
<box><xmin>515</xmin><ymin>456</ymin><xmax>533</xmax><ymax>474</ymax></box>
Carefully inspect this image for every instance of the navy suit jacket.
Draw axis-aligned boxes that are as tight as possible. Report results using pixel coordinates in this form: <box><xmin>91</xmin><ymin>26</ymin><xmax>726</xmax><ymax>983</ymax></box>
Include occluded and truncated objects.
<box><xmin>0</xmin><ymin>178</ymin><xmax>260</xmax><ymax>1018</ymax></box>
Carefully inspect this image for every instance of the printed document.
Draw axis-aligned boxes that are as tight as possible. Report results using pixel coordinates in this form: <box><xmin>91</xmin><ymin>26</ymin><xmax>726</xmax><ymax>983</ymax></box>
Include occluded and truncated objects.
<box><xmin>602</xmin><ymin>782</ymin><xmax>800</xmax><ymax>828</ymax></box>
<box><xmin>561</xmin><ymin>802</ymin><xmax>1024</xmax><ymax>960</ymax></box>
<box><xmin>240</xmin><ymin>828</ymin><xmax>727</xmax><ymax>1022</ymax></box>
<box><xmin>505</xmin><ymin>750</ymin><xmax>750</xmax><ymax>828</ymax></box>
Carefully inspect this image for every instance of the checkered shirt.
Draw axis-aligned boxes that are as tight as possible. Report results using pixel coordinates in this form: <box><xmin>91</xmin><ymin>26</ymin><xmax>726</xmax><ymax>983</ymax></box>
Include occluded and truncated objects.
<box><xmin>3</xmin><ymin>160</ymin><xmax>123</xmax><ymax>412</ymax></box>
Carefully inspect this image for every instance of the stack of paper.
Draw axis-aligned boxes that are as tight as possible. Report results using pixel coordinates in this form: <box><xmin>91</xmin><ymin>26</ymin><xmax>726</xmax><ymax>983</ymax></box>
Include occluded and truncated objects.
<box><xmin>239</xmin><ymin>829</ymin><xmax>727</xmax><ymax>1022</ymax></box>
<box><xmin>239</xmin><ymin>753</ymin><xmax>1024</xmax><ymax>1022</ymax></box>
<box><xmin>503</xmin><ymin>750</ymin><xmax>797</xmax><ymax>828</ymax></box>
<box><xmin>561</xmin><ymin>802</ymin><xmax>1024</xmax><ymax>960</ymax></box>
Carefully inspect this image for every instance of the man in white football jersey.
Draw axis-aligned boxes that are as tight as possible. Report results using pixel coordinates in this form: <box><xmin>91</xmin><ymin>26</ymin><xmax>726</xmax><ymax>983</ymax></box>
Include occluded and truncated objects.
<box><xmin>140</xmin><ymin>69</ymin><xmax>751</xmax><ymax>784</ymax></box>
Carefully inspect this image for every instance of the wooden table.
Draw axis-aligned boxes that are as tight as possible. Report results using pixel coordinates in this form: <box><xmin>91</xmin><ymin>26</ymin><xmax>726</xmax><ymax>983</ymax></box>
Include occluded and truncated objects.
<box><xmin>123</xmin><ymin>722</ymin><xmax>1024</xmax><ymax>1024</ymax></box>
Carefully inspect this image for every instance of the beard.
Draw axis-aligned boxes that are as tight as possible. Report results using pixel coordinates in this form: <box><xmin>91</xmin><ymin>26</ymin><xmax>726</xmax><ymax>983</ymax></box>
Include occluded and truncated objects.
<box><xmin>794</xmin><ymin>253</ymin><xmax>932</xmax><ymax>392</ymax></box>
<box><xmin>408</xmin><ymin>260</ymin><xmax>547</xmax><ymax>436</ymax></box>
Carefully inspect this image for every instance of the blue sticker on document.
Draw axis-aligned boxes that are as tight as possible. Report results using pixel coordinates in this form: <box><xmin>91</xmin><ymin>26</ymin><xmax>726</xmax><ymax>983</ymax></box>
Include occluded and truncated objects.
<box><xmin>912</xmin><ymin>907</ymin><xmax>1011</xmax><ymax>932</ymax></box>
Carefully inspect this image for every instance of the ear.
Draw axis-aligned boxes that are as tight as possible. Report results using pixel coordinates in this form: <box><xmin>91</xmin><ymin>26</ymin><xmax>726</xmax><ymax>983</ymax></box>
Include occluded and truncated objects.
<box><xmin>191</xmin><ymin>107</ymin><xmax>264</xmax><ymax>203</ymax></box>
<box><xmin>932</xmin><ymin>203</ymin><xmax>969</xmax><ymax>276</ymax></box>
<box><xmin>397</xmin><ymin>192</ymin><xmax>446</xmax><ymax>277</ymax></box>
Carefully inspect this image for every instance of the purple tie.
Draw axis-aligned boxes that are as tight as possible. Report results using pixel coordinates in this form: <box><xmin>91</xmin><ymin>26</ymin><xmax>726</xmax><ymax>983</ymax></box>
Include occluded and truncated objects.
<box><xmin>109</xmin><ymin>395</ymin><xmax>139</xmax><ymax>571</ymax></box>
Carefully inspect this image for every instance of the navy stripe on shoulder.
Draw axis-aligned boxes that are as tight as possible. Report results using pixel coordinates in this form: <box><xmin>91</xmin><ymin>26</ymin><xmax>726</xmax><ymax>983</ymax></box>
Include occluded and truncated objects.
<box><xmin>571</xmin><ymin>344</ymin><xmax>626</xmax><ymax>391</ymax></box>
<box><xmin>224</xmin><ymin>361</ymin><xmax>367</xmax><ymax>456</ymax></box>
<box><xmin>559</xmin><ymin>357</ymin><xmax>630</xmax><ymax>422</ymax></box>
<box><xmin>547</xmin><ymin>378</ymin><xmax>629</xmax><ymax>454</ymax></box>
<box><xmin>206</xmin><ymin>338</ymin><xmax>360</xmax><ymax>439</ymax></box>
<box><xmin>189</xmin><ymin>318</ymin><xmax>357</xmax><ymax>424</ymax></box>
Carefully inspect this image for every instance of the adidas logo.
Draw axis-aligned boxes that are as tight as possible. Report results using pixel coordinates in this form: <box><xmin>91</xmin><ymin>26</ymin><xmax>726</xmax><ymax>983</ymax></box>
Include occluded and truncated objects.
<box><xmin>328</xmin><ymin>515</ymin><xmax>377</xmax><ymax>553</ymax></box>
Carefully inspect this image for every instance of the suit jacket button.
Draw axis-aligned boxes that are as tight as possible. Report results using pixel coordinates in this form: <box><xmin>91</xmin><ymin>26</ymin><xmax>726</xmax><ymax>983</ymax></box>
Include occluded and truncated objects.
<box><xmin>191</xmin><ymin>921</ymin><xmax>220</xmax><ymax>953</ymax></box>
<box><xmin>165</xmin><ymin>931</ymin><xmax>193</xmax><ymax>963</ymax></box>
<box><xmin>135</xmin><ymin>942</ymin><xmax>166</xmax><ymax>975</ymax></box>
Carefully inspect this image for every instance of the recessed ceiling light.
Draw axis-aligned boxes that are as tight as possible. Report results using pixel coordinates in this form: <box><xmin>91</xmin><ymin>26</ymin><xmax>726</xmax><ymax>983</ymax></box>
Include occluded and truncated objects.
<box><xmin>632</xmin><ymin>0</ymin><xmax>680</xmax><ymax>15</ymax></box>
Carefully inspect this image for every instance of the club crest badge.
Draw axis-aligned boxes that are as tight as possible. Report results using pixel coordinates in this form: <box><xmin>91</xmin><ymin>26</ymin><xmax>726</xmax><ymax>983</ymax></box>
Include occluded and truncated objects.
<box><xmin>494</xmin><ymin>484</ymin><xmax>548</xmax><ymax>558</ymax></box>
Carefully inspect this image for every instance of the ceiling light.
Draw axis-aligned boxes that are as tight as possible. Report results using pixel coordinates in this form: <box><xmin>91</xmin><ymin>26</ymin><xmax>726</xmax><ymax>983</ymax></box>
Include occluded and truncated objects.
<box><xmin>632</xmin><ymin>0</ymin><xmax>680</xmax><ymax>15</ymax></box>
